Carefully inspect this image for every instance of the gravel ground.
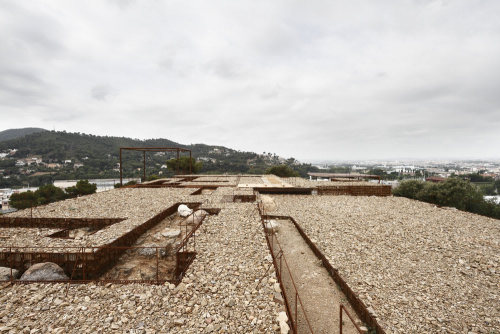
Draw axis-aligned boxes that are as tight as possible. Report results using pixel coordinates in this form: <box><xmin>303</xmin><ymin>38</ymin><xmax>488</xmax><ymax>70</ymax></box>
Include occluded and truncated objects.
<box><xmin>3</xmin><ymin>188</ymin><xmax>193</xmax><ymax>249</ymax></box>
<box><xmin>0</xmin><ymin>187</ymin><xmax>284</xmax><ymax>333</ymax></box>
<box><xmin>269</xmin><ymin>195</ymin><xmax>500</xmax><ymax>334</ymax></box>
<box><xmin>0</xmin><ymin>188</ymin><xmax>284</xmax><ymax>333</ymax></box>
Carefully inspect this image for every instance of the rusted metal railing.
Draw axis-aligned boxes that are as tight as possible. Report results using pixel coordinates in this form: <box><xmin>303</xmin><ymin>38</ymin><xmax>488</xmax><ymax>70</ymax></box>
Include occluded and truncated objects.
<box><xmin>340</xmin><ymin>304</ymin><xmax>365</xmax><ymax>333</ymax></box>
<box><xmin>258</xmin><ymin>199</ymin><xmax>314</xmax><ymax>334</ymax></box>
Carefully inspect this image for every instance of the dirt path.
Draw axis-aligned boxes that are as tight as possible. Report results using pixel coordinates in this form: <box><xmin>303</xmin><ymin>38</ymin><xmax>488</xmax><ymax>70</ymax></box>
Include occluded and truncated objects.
<box><xmin>272</xmin><ymin>218</ymin><xmax>364</xmax><ymax>334</ymax></box>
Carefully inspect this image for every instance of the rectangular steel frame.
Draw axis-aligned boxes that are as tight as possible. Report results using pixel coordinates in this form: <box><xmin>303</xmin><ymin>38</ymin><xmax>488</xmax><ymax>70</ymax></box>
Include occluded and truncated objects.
<box><xmin>119</xmin><ymin>147</ymin><xmax>192</xmax><ymax>185</ymax></box>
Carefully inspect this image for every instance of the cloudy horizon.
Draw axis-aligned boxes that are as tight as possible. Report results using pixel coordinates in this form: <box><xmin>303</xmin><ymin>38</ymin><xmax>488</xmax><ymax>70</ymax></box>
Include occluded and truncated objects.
<box><xmin>1</xmin><ymin>0</ymin><xmax>499</xmax><ymax>161</ymax></box>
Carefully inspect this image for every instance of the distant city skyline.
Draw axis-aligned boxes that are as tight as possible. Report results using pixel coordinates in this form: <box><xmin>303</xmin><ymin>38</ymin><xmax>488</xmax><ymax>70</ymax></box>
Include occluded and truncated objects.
<box><xmin>1</xmin><ymin>1</ymin><xmax>499</xmax><ymax>160</ymax></box>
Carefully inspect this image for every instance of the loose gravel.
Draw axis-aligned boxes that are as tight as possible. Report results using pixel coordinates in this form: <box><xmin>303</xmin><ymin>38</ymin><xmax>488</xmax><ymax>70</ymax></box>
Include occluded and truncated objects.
<box><xmin>0</xmin><ymin>187</ymin><xmax>284</xmax><ymax>333</ymax></box>
<box><xmin>3</xmin><ymin>188</ymin><xmax>193</xmax><ymax>249</ymax></box>
<box><xmin>269</xmin><ymin>195</ymin><xmax>500</xmax><ymax>333</ymax></box>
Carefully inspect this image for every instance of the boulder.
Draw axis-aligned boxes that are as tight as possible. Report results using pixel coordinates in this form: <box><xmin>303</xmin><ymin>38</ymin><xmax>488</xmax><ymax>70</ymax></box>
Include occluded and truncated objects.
<box><xmin>20</xmin><ymin>262</ymin><xmax>68</xmax><ymax>281</ymax></box>
<box><xmin>276</xmin><ymin>312</ymin><xmax>290</xmax><ymax>334</ymax></box>
<box><xmin>137</xmin><ymin>245</ymin><xmax>168</xmax><ymax>257</ymax></box>
<box><xmin>261</xmin><ymin>195</ymin><xmax>277</xmax><ymax>212</ymax></box>
<box><xmin>161</xmin><ymin>228</ymin><xmax>181</xmax><ymax>238</ymax></box>
<box><xmin>264</xmin><ymin>220</ymin><xmax>279</xmax><ymax>233</ymax></box>
<box><xmin>183</xmin><ymin>210</ymin><xmax>208</xmax><ymax>225</ymax></box>
<box><xmin>177</xmin><ymin>204</ymin><xmax>193</xmax><ymax>217</ymax></box>
<box><xmin>0</xmin><ymin>267</ymin><xmax>20</xmax><ymax>281</ymax></box>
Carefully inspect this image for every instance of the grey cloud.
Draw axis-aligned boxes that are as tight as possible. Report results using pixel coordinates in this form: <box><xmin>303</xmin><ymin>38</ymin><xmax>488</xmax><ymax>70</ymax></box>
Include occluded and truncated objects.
<box><xmin>205</xmin><ymin>58</ymin><xmax>245</xmax><ymax>79</ymax></box>
<box><xmin>0</xmin><ymin>0</ymin><xmax>499</xmax><ymax>160</ymax></box>
<box><xmin>91</xmin><ymin>85</ymin><xmax>113</xmax><ymax>101</ymax></box>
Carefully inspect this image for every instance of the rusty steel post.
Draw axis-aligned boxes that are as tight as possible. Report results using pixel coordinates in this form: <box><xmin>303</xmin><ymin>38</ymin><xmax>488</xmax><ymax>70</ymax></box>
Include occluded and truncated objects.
<box><xmin>143</xmin><ymin>151</ymin><xmax>146</xmax><ymax>182</ymax></box>
<box><xmin>340</xmin><ymin>304</ymin><xmax>343</xmax><ymax>334</ymax></box>
<box><xmin>9</xmin><ymin>247</ymin><xmax>12</xmax><ymax>281</ymax></box>
<box><xmin>83</xmin><ymin>249</ymin><xmax>86</xmax><ymax>280</ymax></box>
<box><xmin>119</xmin><ymin>148</ymin><xmax>123</xmax><ymax>186</ymax></box>
<box><xmin>176</xmin><ymin>149</ymin><xmax>180</xmax><ymax>175</ymax></box>
<box><xmin>279</xmin><ymin>253</ymin><xmax>282</xmax><ymax>280</ymax></box>
<box><xmin>189</xmin><ymin>150</ymin><xmax>192</xmax><ymax>174</ymax></box>
<box><xmin>295</xmin><ymin>291</ymin><xmax>298</xmax><ymax>334</ymax></box>
<box><xmin>156</xmin><ymin>247</ymin><xmax>159</xmax><ymax>283</ymax></box>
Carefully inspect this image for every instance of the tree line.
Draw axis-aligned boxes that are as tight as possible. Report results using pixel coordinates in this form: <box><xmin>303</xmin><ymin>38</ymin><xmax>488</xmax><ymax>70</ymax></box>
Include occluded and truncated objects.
<box><xmin>393</xmin><ymin>178</ymin><xmax>500</xmax><ymax>219</ymax></box>
<box><xmin>9</xmin><ymin>180</ymin><xmax>97</xmax><ymax>209</ymax></box>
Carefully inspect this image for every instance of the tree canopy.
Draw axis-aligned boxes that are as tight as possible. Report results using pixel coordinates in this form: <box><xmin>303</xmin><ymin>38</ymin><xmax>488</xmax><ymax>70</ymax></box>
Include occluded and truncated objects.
<box><xmin>393</xmin><ymin>178</ymin><xmax>500</xmax><ymax>219</ymax></box>
<box><xmin>9</xmin><ymin>180</ymin><xmax>97</xmax><ymax>209</ymax></box>
<box><xmin>265</xmin><ymin>165</ymin><xmax>299</xmax><ymax>177</ymax></box>
<box><xmin>166</xmin><ymin>157</ymin><xmax>202</xmax><ymax>174</ymax></box>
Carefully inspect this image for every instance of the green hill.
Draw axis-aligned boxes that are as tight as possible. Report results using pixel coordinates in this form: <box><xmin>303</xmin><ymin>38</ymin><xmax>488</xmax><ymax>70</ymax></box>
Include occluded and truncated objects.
<box><xmin>0</xmin><ymin>130</ymin><xmax>316</xmax><ymax>187</ymax></box>
<box><xmin>0</xmin><ymin>128</ymin><xmax>47</xmax><ymax>142</ymax></box>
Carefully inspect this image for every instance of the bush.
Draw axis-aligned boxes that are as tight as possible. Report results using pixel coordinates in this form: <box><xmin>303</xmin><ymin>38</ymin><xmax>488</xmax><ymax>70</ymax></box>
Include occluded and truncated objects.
<box><xmin>66</xmin><ymin>180</ymin><xmax>97</xmax><ymax>197</ymax></box>
<box><xmin>146</xmin><ymin>175</ymin><xmax>161</xmax><ymax>181</ymax></box>
<box><xmin>36</xmin><ymin>184</ymin><xmax>67</xmax><ymax>204</ymax></box>
<box><xmin>265</xmin><ymin>164</ymin><xmax>299</xmax><ymax>177</ymax></box>
<box><xmin>9</xmin><ymin>191</ymin><xmax>39</xmax><ymax>209</ymax></box>
<box><xmin>393</xmin><ymin>178</ymin><xmax>500</xmax><ymax>219</ymax></box>
<box><xmin>166</xmin><ymin>157</ymin><xmax>202</xmax><ymax>174</ymax></box>
<box><xmin>392</xmin><ymin>180</ymin><xmax>425</xmax><ymax>199</ymax></box>
<box><xmin>114</xmin><ymin>180</ymin><xmax>137</xmax><ymax>188</ymax></box>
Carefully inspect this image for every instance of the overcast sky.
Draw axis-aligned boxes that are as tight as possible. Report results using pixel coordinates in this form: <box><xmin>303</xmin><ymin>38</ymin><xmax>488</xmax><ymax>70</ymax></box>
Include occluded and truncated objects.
<box><xmin>1</xmin><ymin>0</ymin><xmax>499</xmax><ymax>161</ymax></box>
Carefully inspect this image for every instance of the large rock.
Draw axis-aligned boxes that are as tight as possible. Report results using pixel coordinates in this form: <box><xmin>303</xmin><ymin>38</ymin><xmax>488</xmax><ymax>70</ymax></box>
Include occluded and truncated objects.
<box><xmin>182</xmin><ymin>210</ymin><xmax>208</xmax><ymax>225</ymax></box>
<box><xmin>0</xmin><ymin>267</ymin><xmax>20</xmax><ymax>281</ymax></box>
<box><xmin>177</xmin><ymin>204</ymin><xmax>193</xmax><ymax>217</ymax></box>
<box><xmin>264</xmin><ymin>220</ymin><xmax>279</xmax><ymax>233</ymax></box>
<box><xmin>20</xmin><ymin>262</ymin><xmax>68</xmax><ymax>281</ymax></box>
<box><xmin>276</xmin><ymin>312</ymin><xmax>290</xmax><ymax>334</ymax></box>
<box><xmin>261</xmin><ymin>195</ymin><xmax>277</xmax><ymax>212</ymax></box>
<box><xmin>137</xmin><ymin>245</ymin><xmax>169</xmax><ymax>257</ymax></box>
<box><xmin>161</xmin><ymin>228</ymin><xmax>181</xmax><ymax>238</ymax></box>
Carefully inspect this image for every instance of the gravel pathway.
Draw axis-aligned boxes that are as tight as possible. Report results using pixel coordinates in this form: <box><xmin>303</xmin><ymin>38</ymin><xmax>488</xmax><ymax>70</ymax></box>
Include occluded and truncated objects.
<box><xmin>272</xmin><ymin>218</ymin><xmax>362</xmax><ymax>334</ymax></box>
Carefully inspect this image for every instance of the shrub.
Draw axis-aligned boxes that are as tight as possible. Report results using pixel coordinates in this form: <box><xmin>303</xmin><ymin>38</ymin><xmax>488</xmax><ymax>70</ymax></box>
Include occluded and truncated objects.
<box><xmin>9</xmin><ymin>191</ymin><xmax>39</xmax><ymax>209</ymax></box>
<box><xmin>166</xmin><ymin>157</ymin><xmax>202</xmax><ymax>174</ymax></box>
<box><xmin>66</xmin><ymin>180</ymin><xmax>97</xmax><ymax>197</ymax></box>
<box><xmin>393</xmin><ymin>178</ymin><xmax>500</xmax><ymax>219</ymax></box>
<box><xmin>36</xmin><ymin>184</ymin><xmax>67</xmax><ymax>205</ymax></box>
<box><xmin>265</xmin><ymin>164</ymin><xmax>299</xmax><ymax>178</ymax></box>
<box><xmin>392</xmin><ymin>180</ymin><xmax>425</xmax><ymax>199</ymax></box>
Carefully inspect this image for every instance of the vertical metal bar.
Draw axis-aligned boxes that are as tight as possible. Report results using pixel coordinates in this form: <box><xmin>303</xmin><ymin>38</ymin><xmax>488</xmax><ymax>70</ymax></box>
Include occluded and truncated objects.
<box><xmin>156</xmin><ymin>247</ymin><xmax>159</xmax><ymax>283</ymax></box>
<box><xmin>295</xmin><ymin>291</ymin><xmax>298</xmax><ymax>334</ymax></box>
<box><xmin>9</xmin><ymin>247</ymin><xmax>12</xmax><ymax>281</ymax></box>
<box><xmin>176</xmin><ymin>149</ymin><xmax>179</xmax><ymax>175</ymax></box>
<box><xmin>340</xmin><ymin>304</ymin><xmax>343</xmax><ymax>334</ymax></box>
<box><xmin>279</xmin><ymin>253</ymin><xmax>282</xmax><ymax>280</ymax></box>
<box><xmin>83</xmin><ymin>248</ymin><xmax>86</xmax><ymax>280</ymax></box>
<box><xmin>143</xmin><ymin>151</ymin><xmax>146</xmax><ymax>182</ymax></box>
<box><xmin>119</xmin><ymin>148</ymin><xmax>123</xmax><ymax>186</ymax></box>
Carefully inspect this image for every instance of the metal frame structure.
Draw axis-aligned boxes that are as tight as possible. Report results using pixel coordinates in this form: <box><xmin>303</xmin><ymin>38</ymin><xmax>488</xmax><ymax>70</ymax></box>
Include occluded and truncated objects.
<box><xmin>119</xmin><ymin>147</ymin><xmax>192</xmax><ymax>185</ymax></box>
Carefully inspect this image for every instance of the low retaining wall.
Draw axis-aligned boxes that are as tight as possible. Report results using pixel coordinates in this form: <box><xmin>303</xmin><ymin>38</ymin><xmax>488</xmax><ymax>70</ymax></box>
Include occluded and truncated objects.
<box><xmin>318</xmin><ymin>185</ymin><xmax>391</xmax><ymax>196</ymax></box>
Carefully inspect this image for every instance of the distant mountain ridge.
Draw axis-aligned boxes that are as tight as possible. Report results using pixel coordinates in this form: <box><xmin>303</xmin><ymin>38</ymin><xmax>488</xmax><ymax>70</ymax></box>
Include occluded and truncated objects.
<box><xmin>0</xmin><ymin>128</ymin><xmax>47</xmax><ymax>142</ymax></box>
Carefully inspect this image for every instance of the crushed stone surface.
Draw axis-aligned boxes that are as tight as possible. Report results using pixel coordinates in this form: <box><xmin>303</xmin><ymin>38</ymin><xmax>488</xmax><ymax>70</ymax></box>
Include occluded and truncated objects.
<box><xmin>269</xmin><ymin>195</ymin><xmax>500</xmax><ymax>333</ymax></box>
